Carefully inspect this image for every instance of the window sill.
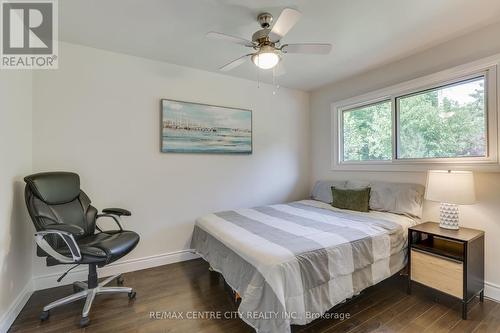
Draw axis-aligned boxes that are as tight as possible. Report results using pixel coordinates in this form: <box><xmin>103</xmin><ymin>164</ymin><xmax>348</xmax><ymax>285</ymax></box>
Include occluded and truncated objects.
<box><xmin>332</xmin><ymin>160</ymin><xmax>500</xmax><ymax>172</ymax></box>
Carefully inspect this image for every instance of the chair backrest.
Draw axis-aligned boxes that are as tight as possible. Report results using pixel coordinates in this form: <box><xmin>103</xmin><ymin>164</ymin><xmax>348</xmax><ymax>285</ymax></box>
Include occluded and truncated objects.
<box><xmin>24</xmin><ymin>172</ymin><xmax>98</xmax><ymax>255</ymax></box>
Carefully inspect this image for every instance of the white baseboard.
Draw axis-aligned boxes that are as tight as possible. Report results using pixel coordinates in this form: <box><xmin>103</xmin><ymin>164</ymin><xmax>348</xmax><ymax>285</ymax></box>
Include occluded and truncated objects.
<box><xmin>32</xmin><ymin>249</ymin><xmax>199</xmax><ymax>291</ymax></box>
<box><xmin>485</xmin><ymin>281</ymin><xmax>500</xmax><ymax>302</ymax></box>
<box><xmin>0</xmin><ymin>280</ymin><xmax>33</xmax><ymax>333</ymax></box>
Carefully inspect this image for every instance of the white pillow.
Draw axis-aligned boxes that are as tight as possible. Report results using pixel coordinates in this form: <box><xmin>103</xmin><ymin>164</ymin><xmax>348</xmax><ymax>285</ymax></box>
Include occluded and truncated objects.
<box><xmin>345</xmin><ymin>180</ymin><xmax>371</xmax><ymax>189</ymax></box>
<box><xmin>346</xmin><ymin>180</ymin><xmax>425</xmax><ymax>218</ymax></box>
<box><xmin>311</xmin><ymin>180</ymin><xmax>347</xmax><ymax>203</ymax></box>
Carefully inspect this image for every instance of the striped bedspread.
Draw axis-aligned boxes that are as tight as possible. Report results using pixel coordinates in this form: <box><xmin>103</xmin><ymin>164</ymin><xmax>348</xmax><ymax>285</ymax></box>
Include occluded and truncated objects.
<box><xmin>191</xmin><ymin>200</ymin><xmax>417</xmax><ymax>333</ymax></box>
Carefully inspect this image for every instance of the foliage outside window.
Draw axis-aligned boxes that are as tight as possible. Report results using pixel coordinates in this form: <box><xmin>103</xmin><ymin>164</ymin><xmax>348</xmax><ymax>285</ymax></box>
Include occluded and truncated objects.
<box><xmin>397</xmin><ymin>77</ymin><xmax>486</xmax><ymax>159</ymax></box>
<box><xmin>340</xmin><ymin>75</ymin><xmax>487</xmax><ymax>163</ymax></box>
<box><xmin>342</xmin><ymin>101</ymin><xmax>392</xmax><ymax>161</ymax></box>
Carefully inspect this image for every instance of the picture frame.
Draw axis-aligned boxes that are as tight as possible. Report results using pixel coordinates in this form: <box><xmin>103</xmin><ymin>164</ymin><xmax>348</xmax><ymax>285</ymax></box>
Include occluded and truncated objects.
<box><xmin>160</xmin><ymin>99</ymin><xmax>252</xmax><ymax>154</ymax></box>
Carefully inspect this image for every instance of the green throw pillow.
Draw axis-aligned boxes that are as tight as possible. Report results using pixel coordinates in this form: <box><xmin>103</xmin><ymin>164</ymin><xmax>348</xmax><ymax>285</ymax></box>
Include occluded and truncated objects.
<box><xmin>331</xmin><ymin>187</ymin><xmax>371</xmax><ymax>212</ymax></box>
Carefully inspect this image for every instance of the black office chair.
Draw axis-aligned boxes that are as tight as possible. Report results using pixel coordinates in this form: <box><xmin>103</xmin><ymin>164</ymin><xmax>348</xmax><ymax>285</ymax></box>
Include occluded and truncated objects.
<box><xmin>24</xmin><ymin>172</ymin><xmax>140</xmax><ymax>327</ymax></box>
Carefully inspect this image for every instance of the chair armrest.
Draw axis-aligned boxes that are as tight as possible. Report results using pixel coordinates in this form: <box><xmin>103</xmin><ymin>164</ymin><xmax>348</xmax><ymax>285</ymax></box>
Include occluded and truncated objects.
<box><xmin>35</xmin><ymin>229</ymin><xmax>82</xmax><ymax>263</ymax></box>
<box><xmin>96</xmin><ymin>214</ymin><xmax>123</xmax><ymax>231</ymax></box>
<box><xmin>102</xmin><ymin>208</ymin><xmax>131</xmax><ymax>216</ymax></box>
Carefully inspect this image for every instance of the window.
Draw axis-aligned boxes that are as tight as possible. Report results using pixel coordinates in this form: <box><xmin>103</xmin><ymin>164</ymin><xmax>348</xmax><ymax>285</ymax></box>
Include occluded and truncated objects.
<box><xmin>342</xmin><ymin>100</ymin><xmax>392</xmax><ymax>161</ymax></box>
<box><xmin>333</xmin><ymin>62</ymin><xmax>498</xmax><ymax>171</ymax></box>
<box><xmin>397</xmin><ymin>77</ymin><xmax>486</xmax><ymax>159</ymax></box>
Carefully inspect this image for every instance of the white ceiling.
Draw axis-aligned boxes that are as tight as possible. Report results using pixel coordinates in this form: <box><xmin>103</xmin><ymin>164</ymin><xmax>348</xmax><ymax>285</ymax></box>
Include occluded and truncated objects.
<box><xmin>59</xmin><ymin>0</ymin><xmax>500</xmax><ymax>91</ymax></box>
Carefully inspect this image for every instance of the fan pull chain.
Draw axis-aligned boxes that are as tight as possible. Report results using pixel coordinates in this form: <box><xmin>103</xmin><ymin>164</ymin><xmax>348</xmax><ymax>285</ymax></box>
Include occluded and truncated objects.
<box><xmin>272</xmin><ymin>68</ymin><xmax>276</xmax><ymax>95</ymax></box>
<box><xmin>272</xmin><ymin>67</ymin><xmax>280</xmax><ymax>95</ymax></box>
<box><xmin>257</xmin><ymin>65</ymin><xmax>260</xmax><ymax>89</ymax></box>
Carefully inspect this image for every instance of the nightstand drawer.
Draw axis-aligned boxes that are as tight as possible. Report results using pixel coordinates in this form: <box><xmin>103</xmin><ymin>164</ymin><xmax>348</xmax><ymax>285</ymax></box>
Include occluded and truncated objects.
<box><xmin>411</xmin><ymin>249</ymin><xmax>463</xmax><ymax>298</ymax></box>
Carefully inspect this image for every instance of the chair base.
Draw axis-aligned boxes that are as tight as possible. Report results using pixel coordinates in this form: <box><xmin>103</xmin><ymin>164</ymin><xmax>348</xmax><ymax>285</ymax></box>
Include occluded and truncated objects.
<box><xmin>41</xmin><ymin>270</ymin><xmax>136</xmax><ymax>327</ymax></box>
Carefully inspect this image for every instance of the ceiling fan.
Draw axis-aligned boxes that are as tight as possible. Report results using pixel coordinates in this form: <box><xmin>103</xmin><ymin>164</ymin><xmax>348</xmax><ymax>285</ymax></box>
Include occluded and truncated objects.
<box><xmin>207</xmin><ymin>8</ymin><xmax>332</xmax><ymax>72</ymax></box>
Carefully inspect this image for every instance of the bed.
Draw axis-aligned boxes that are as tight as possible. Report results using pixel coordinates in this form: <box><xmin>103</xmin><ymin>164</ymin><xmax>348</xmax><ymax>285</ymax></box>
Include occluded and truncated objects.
<box><xmin>191</xmin><ymin>180</ymin><xmax>424</xmax><ymax>333</ymax></box>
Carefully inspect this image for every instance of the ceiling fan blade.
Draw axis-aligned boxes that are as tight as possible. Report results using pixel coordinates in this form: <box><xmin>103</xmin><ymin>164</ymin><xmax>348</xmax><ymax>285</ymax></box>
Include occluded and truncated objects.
<box><xmin>282</xmin><ymin>43</ymin><xmax>332</xmax><ymax>54</ymax></box>
<box><xmin>219</xmin><ymin>54</ymin><xmax>252</xmax><ymax>72</ymax></box>
<box><xmin>206</xmin><ymin>31</ymin><xmax>254</xmax><ymax>47</ymax></box>
<box><xmin>268</xmin><ymin>8</ymin><xmax>302</xmax><ymax>42</ymax></box>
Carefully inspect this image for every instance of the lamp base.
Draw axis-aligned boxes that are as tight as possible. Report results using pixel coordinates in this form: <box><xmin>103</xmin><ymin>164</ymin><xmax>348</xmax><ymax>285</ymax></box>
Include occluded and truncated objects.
<box><xmin>439</xmin><ymin>202</ymin><xmax>460</xmax><ymax>230</ymax></box>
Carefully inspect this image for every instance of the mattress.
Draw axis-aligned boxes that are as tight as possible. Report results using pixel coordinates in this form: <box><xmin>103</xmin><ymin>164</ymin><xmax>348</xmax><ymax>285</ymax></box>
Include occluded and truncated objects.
<box><xmin>191</xmin><ymin>199</ymin><xmax>418</xmax><ymax>333</ymax></box>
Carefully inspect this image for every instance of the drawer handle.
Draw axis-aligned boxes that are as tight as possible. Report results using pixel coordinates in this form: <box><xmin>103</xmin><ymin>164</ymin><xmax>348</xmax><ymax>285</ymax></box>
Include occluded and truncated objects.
<box><xmin>411</xmin><ymin>248</ymin><xmax>463</xmax><ymax>264</ymax></box>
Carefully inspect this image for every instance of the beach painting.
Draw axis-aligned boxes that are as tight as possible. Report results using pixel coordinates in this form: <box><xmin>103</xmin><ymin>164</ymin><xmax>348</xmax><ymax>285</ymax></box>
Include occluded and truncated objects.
<box><xmin>161</xmin><ymin>99</ymin><xmax>252</xmax><ymax>154</ymax></box>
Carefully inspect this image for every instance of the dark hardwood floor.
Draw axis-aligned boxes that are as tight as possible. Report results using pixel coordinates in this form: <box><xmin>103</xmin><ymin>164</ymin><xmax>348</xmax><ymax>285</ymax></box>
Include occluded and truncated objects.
<box><xmin>9</xmin><ymin>259</ymin><xmax>500</xmax><ymax>333</ymax></box>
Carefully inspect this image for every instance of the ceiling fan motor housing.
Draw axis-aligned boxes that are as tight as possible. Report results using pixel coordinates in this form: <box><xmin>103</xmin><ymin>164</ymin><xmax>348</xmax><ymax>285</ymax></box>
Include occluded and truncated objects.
<box><xmin>257</xmin><ymin>12</ymin><xmax>273</xmax><ymax>28</ymax></box>
<box><xmin>252</xmin><ymin>28</ymin><xmax>272</xmax><ymax>44</ymax></box>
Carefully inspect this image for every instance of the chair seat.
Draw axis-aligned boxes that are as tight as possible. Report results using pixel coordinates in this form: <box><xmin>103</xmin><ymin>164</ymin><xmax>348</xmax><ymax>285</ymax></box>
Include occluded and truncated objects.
<box><xmin>48</xmin><ymin>230</ymin><xmax>139</xmax><ymax>266</ymax></box>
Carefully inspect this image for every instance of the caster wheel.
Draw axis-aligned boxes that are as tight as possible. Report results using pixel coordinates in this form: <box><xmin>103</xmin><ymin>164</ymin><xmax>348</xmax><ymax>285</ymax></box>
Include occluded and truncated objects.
<box><xmin>117</xmin><ymin>275</ymin><xmax>124</xmax><ymax>285</ymax></box>
<box><xmin>80</xmin><ymin>316</ymin><xmax>90</xmax><ymax>327</ymax></box>
<box><xmin>128</xmin><ymin>291</ymin><xmax>136</xmax><ymax>300</ymax></box>
<box><xmin>40</xmin><ymin>310</ymin><xmax>50</xmax><ymax>321</ymax></box>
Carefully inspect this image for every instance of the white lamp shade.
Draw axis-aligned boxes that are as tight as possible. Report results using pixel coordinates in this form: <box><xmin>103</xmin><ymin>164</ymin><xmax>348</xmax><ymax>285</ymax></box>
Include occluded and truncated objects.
<box><xmin>425</xmin><ymin>170</ymin><xmax>476</xmax><ymax>205</ymax></box>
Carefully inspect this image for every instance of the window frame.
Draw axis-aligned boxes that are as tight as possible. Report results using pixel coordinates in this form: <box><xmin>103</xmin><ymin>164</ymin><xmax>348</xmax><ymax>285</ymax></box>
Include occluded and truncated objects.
<box><xmin>339</xmin><ymin>97</ymin><xmax>393</xmax><ymax>164</ymax></box>
<box><xmin>395</xmin><ymin>73</ymin><xmax>489</xmax><ymax>162</ymax></box>
<box><xmin>331</xmin><ymin>57</ymin><xmax>499</xmax><ymax>172</ymax></box>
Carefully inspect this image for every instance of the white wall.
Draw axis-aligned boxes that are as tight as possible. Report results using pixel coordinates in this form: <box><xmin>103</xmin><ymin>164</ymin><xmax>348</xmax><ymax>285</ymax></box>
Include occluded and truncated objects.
<box><xmin>0</xmin><ymin>71</ymin><xmax>34</xmax><ymax>331</ymax></box>
<box><xmin>311</xmin><ymin>21</ymin><xmax>500</xmax><ymax>299</ymax></box>
<box><xmin>31</xmin><ymin>42</ymin><xmax>310</xmax><ymax>282</ymax></box>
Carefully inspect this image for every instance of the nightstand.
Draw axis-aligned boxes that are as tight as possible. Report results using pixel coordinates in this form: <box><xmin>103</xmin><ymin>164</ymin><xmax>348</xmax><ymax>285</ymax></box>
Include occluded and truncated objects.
<box><xmin>408</xmin><ymin>222</ymin><xmax>484</xmax><ymax>320</ymax></box>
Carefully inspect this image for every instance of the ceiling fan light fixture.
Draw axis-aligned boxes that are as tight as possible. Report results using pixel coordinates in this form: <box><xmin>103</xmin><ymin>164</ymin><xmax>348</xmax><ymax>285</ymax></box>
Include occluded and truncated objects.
<box><xmin>251</xmin><ymin>47</ymin><xmax>280</xmax><ymax>70</ymax></box>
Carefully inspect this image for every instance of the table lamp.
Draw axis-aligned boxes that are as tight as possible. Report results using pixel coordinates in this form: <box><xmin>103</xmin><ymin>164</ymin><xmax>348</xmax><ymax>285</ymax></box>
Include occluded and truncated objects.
<box><xmin>425</xmin><ymin>170</ymin><xmax>476</xmax><ymax>230</ymax></box>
